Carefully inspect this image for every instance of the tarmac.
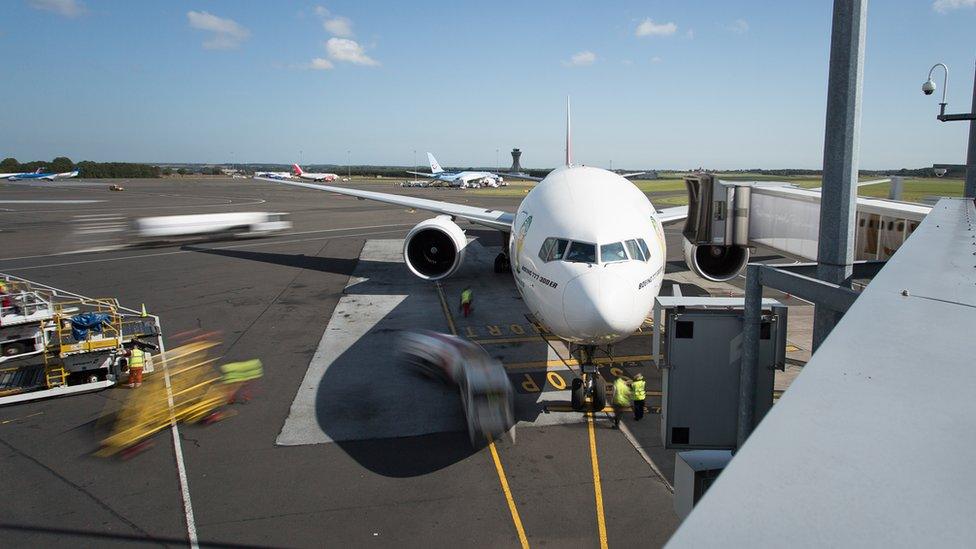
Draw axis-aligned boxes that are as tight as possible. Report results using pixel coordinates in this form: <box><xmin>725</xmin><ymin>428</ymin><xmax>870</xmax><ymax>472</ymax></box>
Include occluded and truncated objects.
<box><xmin>0</xmin><ymin>176</ymin><xmax>814</xmax><ymax>547</ymax></box>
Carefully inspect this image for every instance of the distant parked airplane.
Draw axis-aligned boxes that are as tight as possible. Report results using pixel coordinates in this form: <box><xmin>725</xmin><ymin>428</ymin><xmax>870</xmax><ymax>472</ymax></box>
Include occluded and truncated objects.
<box><xmin>254</xmin><ymin>171</ymin><xmax>292</xmax><ymax>180</ymax></box>
<box><xmin>407</xmin><ymin>153</ymin><xmax>505</xmax><ymax>188</ymax></box>
<box><xmin>7</xmin><ymin>169</ymin><xmax>79</xmax><ymax>181</ymax></box>
<box><xmin>292</xmin><ymin>164</ymin><xmax>338</xmax><ymax>182</ymax></box>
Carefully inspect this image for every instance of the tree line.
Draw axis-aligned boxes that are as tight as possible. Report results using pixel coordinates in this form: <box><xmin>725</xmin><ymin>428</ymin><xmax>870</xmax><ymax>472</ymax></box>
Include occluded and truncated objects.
<box><xmin>1</xmin><ymin>157</ymin><xmax>161</xmax><ymax>178</ymax></box>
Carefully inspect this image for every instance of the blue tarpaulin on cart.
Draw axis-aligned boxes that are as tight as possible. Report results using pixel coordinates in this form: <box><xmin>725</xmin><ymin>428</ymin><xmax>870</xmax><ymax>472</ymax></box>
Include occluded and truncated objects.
<box><xmin>70</xmin><ymin>312</ymin><xmax>111</xmax><ymax>341</ymax></box>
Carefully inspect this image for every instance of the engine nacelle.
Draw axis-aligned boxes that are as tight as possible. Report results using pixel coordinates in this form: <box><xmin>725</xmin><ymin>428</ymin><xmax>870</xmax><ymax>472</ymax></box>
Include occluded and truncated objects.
<box><xmin>682</xmin><ymin>238</ymin><xmax>750</xmax><ymax>282</ymax></box>
<box><xmin>403</xmin><ymin>216</ymin><xmax>467</xmax><ymax>280</ymax></box>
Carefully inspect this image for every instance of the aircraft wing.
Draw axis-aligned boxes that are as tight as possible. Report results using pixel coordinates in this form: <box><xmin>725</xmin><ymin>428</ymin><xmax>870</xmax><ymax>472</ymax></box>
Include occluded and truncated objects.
<box><xmin>809</xmin><ymin>177</ymin><xmax>891</xmax><ymax>191</ymax></box>
<box><xmin>621</xmin><ymin>172</ymin><xmax>646</xmax><ymax>179</ymax></box>
<box><xmin>656</xmin><ymin>206</ymin><xmax>689</xmax><ymax>224</ymax></box>
<box><xmin>405</xmin><ymin>171</ymin><xmax>437</xmax><ymax>178</ymax></box>
<box><xmin>499</xmin><ymin>172</ymin><xmax>544</xmax><ymax>182</ymax></box>
<box><xmin>260</xmin><ymin>177</ymin><xmax>515</xmax><ymax>231</ymax></box>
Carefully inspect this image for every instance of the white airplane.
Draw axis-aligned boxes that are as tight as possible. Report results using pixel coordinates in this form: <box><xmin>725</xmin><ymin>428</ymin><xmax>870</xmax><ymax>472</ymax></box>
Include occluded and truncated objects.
<box><xmin>292</xmin><ymin>164</ymin><xmax>339</xmax><ymax>182</ymax></box>
<box><xmin>267</xmin><ymin>100</ymin><xmax>930</xmax><ymax>411</ymax></box>
<box><xmin>271</xmin><ymin>101</ymin><xmax>685</xmax><ymax>410</ymax></box>
<box><xmin>407</xmin><ymin>153</ymin><xmax>506</xmax><ymax>188</ymax></box>
<box><xmin>5</xmin><ymin>168</ymin><xmax>79</xmax><ymax>181</ymax></box>
<box><xmin>254</xmin><ymin>171</ymin><xmax>292</xmax><ymax>180</ymax></box>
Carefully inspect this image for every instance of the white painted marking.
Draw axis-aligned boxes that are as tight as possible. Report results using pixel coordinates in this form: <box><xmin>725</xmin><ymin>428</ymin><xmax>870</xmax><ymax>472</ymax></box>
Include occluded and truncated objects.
<box><xmin>153</xmin><ymin>316</ymin><xmax>199</xmax><ymax>549</ymax></box>
<box><xmin>0</xmin><ymin>227</ymin><xmax>411</xmax><ymax>269</ymax></box>
<box><xmin>73</xmin><ymin>214</ymin><xmax>125</xmax><ymax>219</ymax></box>
<box><xmin>75</xmin><ymin>228</ymin><xmax>126</xmax><ymax>235</ymax></box>
<box><xmin>0</xmin><ymin>200</ymin><xmax>104</xmax><ymax>204</ymax></box>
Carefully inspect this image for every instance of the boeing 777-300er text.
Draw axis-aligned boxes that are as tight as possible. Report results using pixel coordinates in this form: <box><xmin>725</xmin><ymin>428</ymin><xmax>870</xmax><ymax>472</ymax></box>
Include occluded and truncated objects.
<box><xmin>292</xmin><ymin>164</ymin><xmax>339</xmax><ymax>182</ymax></box>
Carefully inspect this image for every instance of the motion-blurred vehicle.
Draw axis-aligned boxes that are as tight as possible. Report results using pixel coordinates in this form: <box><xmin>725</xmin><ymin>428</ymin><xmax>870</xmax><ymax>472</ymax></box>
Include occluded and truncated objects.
<box><xmin>400</xmin><ymin>330</ymin><xmax>514</xmax><ymax>446</ymax></box>
<box><xmin>109</xmin><ymin>184</ymin><xmax>125</xmax><ymax>191</ymax></box>
<box><xmin>130</xmin><ymin>212</ymin><xmax>291</xmax><ymax>243</ymax></box>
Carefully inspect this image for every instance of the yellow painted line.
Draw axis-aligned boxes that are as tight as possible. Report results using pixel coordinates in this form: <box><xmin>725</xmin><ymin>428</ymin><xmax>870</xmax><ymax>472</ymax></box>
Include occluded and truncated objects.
<box><xmin>504</xmin><ymin>354</ymin><xmax>656</xmax><ymax>372</ymax></box>
<box><xmin>549</xmin><ymin>404</ymin><xmax>661</xmax><ymax>414</ymax></box>
<box><xmin>434</xmin><ymin>282</ymin><xmax>458</xmax><ymax>336</ymax></box>
<box><xmin>587</xmin><ymin>413</ymin><xmax>609</xmax><ymax>549</ymax></box>
<box><xmin>434</xmin><ymin>282</ymin><xmax>528</xmax><ymax>548</ymax></box>
<box><xmin>489</xmin><ymin>441</ymin><xmax>530</xmax><ymax>549</ymax></box>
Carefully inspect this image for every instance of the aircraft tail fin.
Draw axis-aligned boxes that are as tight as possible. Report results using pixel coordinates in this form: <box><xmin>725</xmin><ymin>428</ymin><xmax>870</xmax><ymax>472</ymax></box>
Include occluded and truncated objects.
<box><xmin>565</xmin><ymin>96</ymin><xmax>572</xmax><ymax>166</ymax></box>
<box><xmin>292</xmin><ymin>164</ymin><xmax>303</xmax><ymax>175</ymax></box>
<box><xmin>427</xmin><ymin>153</ymin><xmax>444</xmax><ymax>174</ymax></box>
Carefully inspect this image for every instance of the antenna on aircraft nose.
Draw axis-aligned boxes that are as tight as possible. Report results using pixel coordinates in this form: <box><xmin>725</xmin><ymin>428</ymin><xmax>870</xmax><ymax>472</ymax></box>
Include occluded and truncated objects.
<box><xmin>565</xmin><ymin>96</ymin><xmax>573</xmax><ymax>166</ymax></box>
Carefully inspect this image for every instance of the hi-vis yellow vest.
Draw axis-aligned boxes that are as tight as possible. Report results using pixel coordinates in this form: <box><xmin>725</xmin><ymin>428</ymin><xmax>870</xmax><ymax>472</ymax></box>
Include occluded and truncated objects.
<box><xmin>632</xmin><ymin>379</ymin><xmax>646</xmax><ymax>400</ymax></box>
<box><xmin>130</xmin><ymin>347</ymin><xmax>145</xmax><ymax>368</ymax></box>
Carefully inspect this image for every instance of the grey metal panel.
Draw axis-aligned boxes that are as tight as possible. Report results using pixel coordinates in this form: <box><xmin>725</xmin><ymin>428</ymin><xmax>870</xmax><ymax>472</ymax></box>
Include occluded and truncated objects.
<box><xmin>667</xmin><ymin>198</ymin><xmax>976</xmax><ymax>547</ymax></box>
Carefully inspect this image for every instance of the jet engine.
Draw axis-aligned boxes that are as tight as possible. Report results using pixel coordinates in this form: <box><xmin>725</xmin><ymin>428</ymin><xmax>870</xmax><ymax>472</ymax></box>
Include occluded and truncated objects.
<box><xmin>681</xmin><ymin>173</ymin><xmax>752</xmax><ymax>282</ymax></box>
<box><xmin>403</xmin><ymin>216</ymin><xmax>467</xmax><ymax>280</ymax></box>
<box><xmin>682</xmin><ymin>238</ymin><xmax>750</xmax><ymax>282</ymax></box>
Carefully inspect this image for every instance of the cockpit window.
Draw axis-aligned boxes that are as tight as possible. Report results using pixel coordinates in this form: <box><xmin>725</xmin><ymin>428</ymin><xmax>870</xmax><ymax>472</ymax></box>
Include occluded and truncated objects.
<box><xmin>565</xmin><ymin>241</ymin><xmax>596</xmax><ymax>263</ymax></box>
<box><xmin>637</xmin><ymin>238</ymin><xmax>651</xmax><ymax>261</ymax></box>
<box><xmin>600</xmin><ymin>242</ymin><xmax>628</xmax><ymax>263</ymax></box>
<box><xmin>538</xmin><ymin>238</ymin><xmax>569</xmax><ymax>262</ymax></box>
<box><xmin>625</xmin><ymin>240</ymin><xmax>644</xmax><ymax>261</ymax></box>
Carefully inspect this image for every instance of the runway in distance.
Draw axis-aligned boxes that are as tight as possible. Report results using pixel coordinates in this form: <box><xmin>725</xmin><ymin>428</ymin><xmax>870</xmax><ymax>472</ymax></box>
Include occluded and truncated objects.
<box><xmin>292</xmin><ymin>164</ymin><xmax>339</xmax><ymax>182</ymax></box>
<box><xmin>407</xmin><ymin>152</ymin><xmax>506</xmax><ymax>188</ymax></box>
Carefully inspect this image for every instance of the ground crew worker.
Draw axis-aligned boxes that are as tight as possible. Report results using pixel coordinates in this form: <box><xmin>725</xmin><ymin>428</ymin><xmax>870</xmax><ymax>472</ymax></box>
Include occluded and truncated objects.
<box><xmin>459</xmin><ymin>287</ymin><xmax>473</xmax><ymax>318</ymax></box>
<box><xmin>611</xmin><ymin>376</ymin><xmax>632</xmax><ymax>429</ymax></box>
<box><xmin>128</xmin><ymin>346</ymin><xmax>145</xmax><ymax>388</ymax></box>
<box><xmin>220</xmin><ymin>359</ymin><xmax>264</xmax><ymax>403</ymax></box>
<box><xmin>631</xmin><ymin>373</ymin><xmax>647</xmax><ymax>421</ymax></box>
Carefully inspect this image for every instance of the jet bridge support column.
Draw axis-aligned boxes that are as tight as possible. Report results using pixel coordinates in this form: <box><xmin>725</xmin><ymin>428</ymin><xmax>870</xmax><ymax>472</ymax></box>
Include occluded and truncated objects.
<box><xmin>813</xmin><ymin>0</ymin><xmax>868</xmax><ymax>351</ymax></box>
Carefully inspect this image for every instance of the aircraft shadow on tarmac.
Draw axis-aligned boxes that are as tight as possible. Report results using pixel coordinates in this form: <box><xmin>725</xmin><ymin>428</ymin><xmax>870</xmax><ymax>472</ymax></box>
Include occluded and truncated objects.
<box><xmin>183</xmin><ymin>238</ymin><xmax>560</xmax><ymax>477</ymax></box>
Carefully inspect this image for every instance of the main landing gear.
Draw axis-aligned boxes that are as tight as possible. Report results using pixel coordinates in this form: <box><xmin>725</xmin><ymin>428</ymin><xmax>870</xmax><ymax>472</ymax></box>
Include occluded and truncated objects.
<box><xmin>494</xmin><ymin>252</ymin><xmax>510</xmax><ymax>273</ymax></box>
<box><xmin>570</xmin><ymin>345</ymin><xmax>607</xmax><ymax>412</ymax></box>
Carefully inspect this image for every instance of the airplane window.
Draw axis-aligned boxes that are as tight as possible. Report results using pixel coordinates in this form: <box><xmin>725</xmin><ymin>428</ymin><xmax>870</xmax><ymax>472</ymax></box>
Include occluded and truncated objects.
<box><xmin>897</xmin><ymin>222</ymin><xmax>904</xmax><ymax>232</ymax></box>
<box><xmin>538</xmin><ymin>238</ymin><xmax>555</xmax><ymax>261</ymax></box>
<box><xmin>637</xmin><ymin>238</ymin><xmax>651</xmax><ymax>261</ymax></box>
<box><xmin>553</xmin><ymin>239</ymin><xmax>569</xmax><ymax>260</ymax></box>
<box><xmin>565</xmin><ymin>242</ymin><xmax>596</xmax><ymax>263</ymax></box>
<box><xmin>625</xmin><ymin>239</ymin><xmax>644</xmax><ymax>261</ymax></box>
<box><xmin>887</xmin><ymin>221</ymin><xmax>894</xmax><ymax>231</ymax></box>
<box><xmin>600</xmin><ymin>242</ymin><xmax>628</xmax><ymax>263</ymax></box>
<box><xmin>539</xmin><ymin>238</ymin><xmax>569</xmax><ymax>262</ymax></box>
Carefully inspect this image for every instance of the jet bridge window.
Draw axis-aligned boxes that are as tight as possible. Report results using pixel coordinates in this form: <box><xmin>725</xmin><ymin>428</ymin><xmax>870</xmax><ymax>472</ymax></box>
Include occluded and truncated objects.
<box><xmin>625</xmin><ymin>239</ymin><xmax>645</xmax><ymax>261</ymax></box>
<box><xmin>565</xmin><ymin>241</ymin><xmax>596</xmax><ymax>264</ymax></box>
<box><xmin>600</xmin><ymin>242</ymin><xmax>628</xmax><ymax>263</ymax></box>
<box><xmin>538</xmin><ymin>238</ymin><xmax>569</xmax><ymax>262</ymax></box>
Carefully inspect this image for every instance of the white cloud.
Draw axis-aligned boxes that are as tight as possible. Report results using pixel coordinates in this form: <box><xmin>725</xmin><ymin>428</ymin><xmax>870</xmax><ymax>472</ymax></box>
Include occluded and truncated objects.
<box><xmin>563</xmin><ymin>50</ymin><xmax>596</xmax><ymax>67</ymax></box>
<box><xmin>686</xmin><ymin>28</ymin><xmax>695</xmax><ymax>39</ymax></box>
<box><xmin>314</xmin><ymin>5</ymin><xmax>330</xmax><ymax>17</ymax></box>
<box><xmin>635</xmin><ymin>18</ymin><xmax>677</xmax><ymax>37</ymax></box>
<box><xmin>728</xmin><ymin>19</ymin><xmax>749</xmax><ymax>34</ymax></box>
<box><xmin>934</xmin><ymin>0</ymin><xmax>976</xmax><ymax>11</ymax></box>
<box><xmin>326</xmin><ymin>37</ymin><xmax>379</xmax><ymax>66</ymax></box>
<box><xmin>323</xmin><ymin>16</ymin><xmax>354</xmax><ymax>37</ymax></box>
<box><xmin>187</xmin><ymin>11</ymin><xmax>250</xmax><ymax>50</ymax></box>
<box><xmin>651</xmin><ymin>56</ymin><xmax>662</xmax><ymax>63</ymax></box>
<box><xmin>28</xmin><ymin>0</ymin><xmax>85</xmax><ymax>17</ymax></box>
<box><xmin>308</xmin><ymin>58</ymin><xmax>334</xmax><ymax>70</ymax></box>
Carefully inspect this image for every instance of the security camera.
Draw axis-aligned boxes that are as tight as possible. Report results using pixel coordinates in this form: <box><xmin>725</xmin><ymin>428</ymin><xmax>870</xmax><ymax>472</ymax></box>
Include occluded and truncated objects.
<box><xmin>934</xmin><ymin>167</ymin><xmax>947</xmax><ymax>177</ymax></box>
<box><xmin>922</xmin><ymin>79</ymin><xmax>936</xmax><ymax>96</ymax></box>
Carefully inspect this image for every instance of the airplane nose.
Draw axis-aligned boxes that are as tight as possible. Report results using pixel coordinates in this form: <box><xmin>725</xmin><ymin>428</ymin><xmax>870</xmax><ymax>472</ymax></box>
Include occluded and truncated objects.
<box><xmin>562</xmin><ymin>270</ymin><xmax>641</xmax><ymax>340</ymax></box>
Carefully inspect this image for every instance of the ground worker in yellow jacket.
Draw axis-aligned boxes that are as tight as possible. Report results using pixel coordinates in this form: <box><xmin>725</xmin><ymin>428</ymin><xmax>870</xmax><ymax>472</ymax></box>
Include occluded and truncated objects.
<box><xmin>611</xmin><ymin>376</ymin><xmax>632</xmax><ymax>429</ymax></box>
<box><xmin>631</xmin><ymin>373</ymin><xmax>647</xmax><ymax>421</ymax></box>
<box><xmin>127</xmin><ymin>347</ymin><xmax>145</xmax><ymax>388</ymax></box>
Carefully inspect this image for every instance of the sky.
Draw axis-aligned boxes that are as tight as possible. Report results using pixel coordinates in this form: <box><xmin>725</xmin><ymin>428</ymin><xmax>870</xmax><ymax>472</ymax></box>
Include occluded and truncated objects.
<box><xmin>2</xmin><ymin>0</ymin><xmax>975</xmax><ymax>170</ymax></box>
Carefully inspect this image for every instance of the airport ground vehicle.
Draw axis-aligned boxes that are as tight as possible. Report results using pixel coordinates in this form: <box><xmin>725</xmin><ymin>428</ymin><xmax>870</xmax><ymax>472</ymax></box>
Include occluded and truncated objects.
<box><xmin>131</xmin><ymin>212</ymin><xmax>291</xmax><ymax>242</ymax></box>
<box><xmin>399</xmin><ymin>330</ymin><xmax>514</xmax><ymax>446</ymax></box>
<box><xmin>0</xmin><ymin>275</ymin><xmax>161</xmax><ymax>405</ymax></box>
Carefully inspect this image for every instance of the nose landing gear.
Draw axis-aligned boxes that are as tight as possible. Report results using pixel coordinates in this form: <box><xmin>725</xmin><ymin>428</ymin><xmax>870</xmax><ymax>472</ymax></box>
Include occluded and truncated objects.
<box><xmin>569</xmin><ymin>345</ymin><xmax>607</xmax><ymax>412</ymax></box>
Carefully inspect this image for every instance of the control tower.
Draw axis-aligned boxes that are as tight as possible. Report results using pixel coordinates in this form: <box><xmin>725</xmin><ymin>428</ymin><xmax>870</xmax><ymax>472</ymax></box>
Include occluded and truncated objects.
<box><xmin>510</xmin><ymin>148</ymin><xmax>523</xmax><ymax>173</ymax></box>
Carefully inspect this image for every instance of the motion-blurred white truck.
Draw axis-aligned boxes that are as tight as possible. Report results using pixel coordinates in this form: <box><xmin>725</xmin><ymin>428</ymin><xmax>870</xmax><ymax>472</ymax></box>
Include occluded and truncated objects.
<box><xmin>132</xmin><ymin>212</ymin><xmax>291</xmax><ymax>242</ymax></box>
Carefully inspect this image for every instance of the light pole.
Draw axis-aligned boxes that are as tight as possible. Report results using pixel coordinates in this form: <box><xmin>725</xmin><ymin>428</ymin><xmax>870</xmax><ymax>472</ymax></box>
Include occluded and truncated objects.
<box><xmin>495</xmin><ymin>148</ymin><xmax>499</xmax><ymax>172</ymax></box>
<box><xmin>347</xmin><ymin>150</ymin><xmax>351</xmax><ymax>178</ymax></box>
<box><xmin>922</xmin><ymin>60</ymin><xmax>976</xmax><ymax>198</ymax></box>
<box><xmin>413</xmin><ymin>149</ymin><xmax>417</xmax><ymax>178</ymax></box>
<box><xmin>300</xmin><ymin>150</ymin><xmax>303</xmax><ymax>168</ymax></box>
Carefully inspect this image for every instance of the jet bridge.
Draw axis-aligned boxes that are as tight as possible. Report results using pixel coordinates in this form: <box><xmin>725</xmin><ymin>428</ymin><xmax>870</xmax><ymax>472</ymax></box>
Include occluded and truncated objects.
<box><xmin>681</xmin><ymin>174</ymin><xmax>931</xmax><ymax>282</ymax></box>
